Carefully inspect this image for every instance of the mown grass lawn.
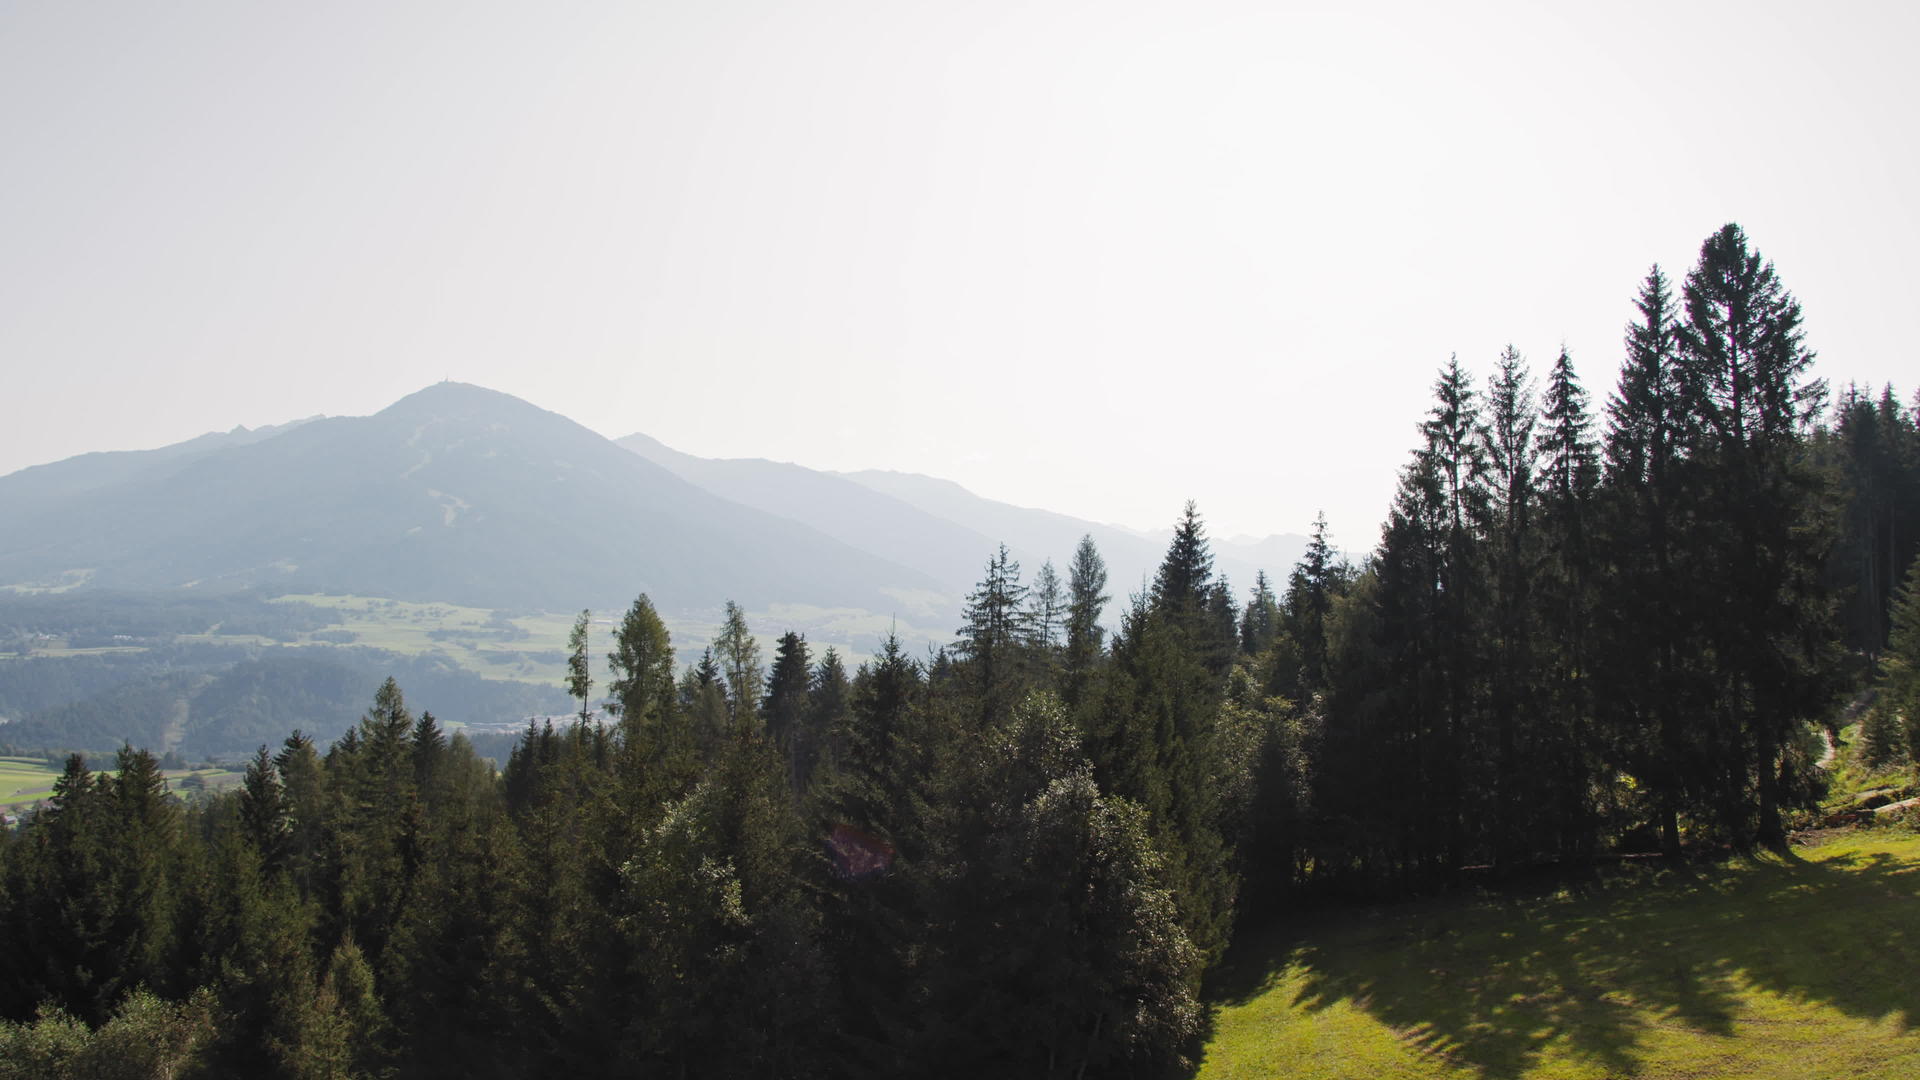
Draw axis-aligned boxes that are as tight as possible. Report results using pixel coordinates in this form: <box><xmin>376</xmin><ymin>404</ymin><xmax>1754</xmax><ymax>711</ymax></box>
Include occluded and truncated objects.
<box><xmin>1199</xmin><ymin>832</ymin><xmax>1920</xmax><ymax>1079</ymax></box>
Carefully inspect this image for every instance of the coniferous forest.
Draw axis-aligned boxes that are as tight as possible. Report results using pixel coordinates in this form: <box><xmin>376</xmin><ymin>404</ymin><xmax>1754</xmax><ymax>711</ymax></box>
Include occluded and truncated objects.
<box><xmin>4</xmin><ymin>223</ymin><xmax>1920</xmax><ymax>1078</ymax></box>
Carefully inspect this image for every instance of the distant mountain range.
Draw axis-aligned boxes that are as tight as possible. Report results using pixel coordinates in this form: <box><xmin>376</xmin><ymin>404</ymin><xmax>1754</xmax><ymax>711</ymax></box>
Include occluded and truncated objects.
<box><xmin>619</xmin><ymin>434</ymin><xmax>1310</xmax><ymax>607</ymax></box>
<box><xmin>0</xmin><ymin>382</ymin><xmax>1311</xmax><ymax>625</ymax></box>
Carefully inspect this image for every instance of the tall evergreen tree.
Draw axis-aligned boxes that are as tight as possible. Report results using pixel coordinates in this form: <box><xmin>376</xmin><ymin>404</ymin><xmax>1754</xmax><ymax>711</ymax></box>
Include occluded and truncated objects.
<box><xmin>715</xmin><ymin>601</ymin><xmax>764</xmax><ymax>731</ymax></box>
<box><xmin>1096</xmin><ymin>505</ymin><xmax>1241</xmax><ymax>963</ymax></box>
<box><xmin>762</xmin><ymin>630</ymin><xmax>814</xmax><ymax>795</ymax></box>
<box><xmin>238</xmin><ymin>744</ymin><xmax>290</xmax><ymax>875</ymax></box>
<box><xmin>1601</xmin><ymin>263</ymin><xmax>1703</xmax><ymax>855</ymax></box>
<box><xmin>1062</xmin><ymin>535</ymin><xmax>1110</xmax><ymax>709</ymax></box>
<box><xmin>1281</xmin><ymin>512</ymin><xmax>1345</xmax><ymax>699</ymax></box>
<box><xmin>566</xmin><ymin>609</ymin><xmax>593</xmax><ymax>722</ymax></box>
<box><xmin>608</xmin><ymin>596</ymin><xmax>675</xmax><ymax>724</ymax></box>
<box><xmin>1482</xmin><ymin>346</ymin><xmax>1543</xmax><ymax>862</ymax></box>
<box><xmin>1676</xmin><ymin>223</ymin><xmax>1838</xmax><ymax>849</ymax></box>
<box><xmin>1153</xmin><ymin>502</ymin><xmax>1215</xmax><ymax>621</ymax></box>
<box><xmin>807</xmin><ymin>647</ymin><xmax>853</xmax><ymax>790</ymax></box>
<box><xmin>1240</xmin><ymin>571</ymin><xmax>1281</xmax><ymax>658</ymax></box>
<box><xmin>956</xmin><ymin>544</ymin><xmax>1030</xmax><ymax>722</ymax></box>
<box><xmin>1537</xmin><ymin>346</ymin><xmax>1604</xmax><ymax>854</ymax></box>
<box><xmin>1025</xmin><ymin>558</ymin><xmax>1065</xmax><ymax>671</ymax></box>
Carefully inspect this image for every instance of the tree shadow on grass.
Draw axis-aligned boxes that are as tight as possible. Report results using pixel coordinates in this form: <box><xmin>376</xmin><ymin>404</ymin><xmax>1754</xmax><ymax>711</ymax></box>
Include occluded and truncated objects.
<box><xmin>1205</xmin><ymin>842</ymin><xmax>1920</xmax><ymax>1078</ymax></box>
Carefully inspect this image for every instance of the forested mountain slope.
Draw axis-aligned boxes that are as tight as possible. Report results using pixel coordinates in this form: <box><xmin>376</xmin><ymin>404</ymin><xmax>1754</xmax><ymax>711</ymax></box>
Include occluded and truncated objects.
<box><xmin>0</xmin><ymin>383</ymin><xmax>942</xmax><ymax>615</ymax></box>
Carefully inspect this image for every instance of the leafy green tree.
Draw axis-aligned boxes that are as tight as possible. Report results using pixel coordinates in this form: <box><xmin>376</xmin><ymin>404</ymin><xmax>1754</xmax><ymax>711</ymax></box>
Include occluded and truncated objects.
<box><xmin>322</xmin><ymin>934</ymin><xmax>389</xmax><ymax>1077</ymax></box>
<box><xmin>619</xmin><ymin>715</ymin><xmax>828</xmax><ymax>1077</ymax></box>
<box><xmin>909</xmin><ymin>694</ymin><xmax>1200</xmax><ymax>1078</ymax></box>
<box><xmin>0</xmin><ymin>987</ymin><xmax>215</xmax><ymax>1080</ymax></box>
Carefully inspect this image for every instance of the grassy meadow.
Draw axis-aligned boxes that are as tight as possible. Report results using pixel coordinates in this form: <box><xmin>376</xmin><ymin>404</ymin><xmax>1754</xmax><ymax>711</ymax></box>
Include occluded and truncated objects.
<box><xmin>1199</xmin><ymin>832</ymin><xmax>1920</xmax><ymax>1080</ymax></box>
<box><xmin>270</xmin><ymin>594</ymin><xmax>916</xmax><ymax>680</ymax></box>
<box><xmin>269</xmin><ymin>594</ymin><xmax>579</xmax><ymax>683</ymax></box>
<box><xmin>1</xmin><ymin>755</ymin><xmax>243</xmax><ymax>811</ymax></box>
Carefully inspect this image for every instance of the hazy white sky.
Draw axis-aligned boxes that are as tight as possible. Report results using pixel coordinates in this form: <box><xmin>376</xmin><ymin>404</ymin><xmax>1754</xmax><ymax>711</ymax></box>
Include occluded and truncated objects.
<box><xmin>3</xmin><ymin>1</ymin><xmax>1914</xmax><ymax>548</ymax></box>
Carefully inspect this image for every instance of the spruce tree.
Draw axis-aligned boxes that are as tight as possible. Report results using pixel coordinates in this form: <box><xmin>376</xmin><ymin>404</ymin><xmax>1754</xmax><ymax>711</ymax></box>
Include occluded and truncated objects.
<box><xmin>1537</xmin><ymin>346</ymin><xmax>1603</xmax><ymax>854</ymax></box>
<box><xmin>1676</xmin><ymin>223</ymin><xmax>1838</xmax><ymax>849</ymax></box>
<box><xmin>1483</xmin><ymin>346</ymin><xmax>1543</xmax><ymax>862</ymax></box>
<box><xmin>1282</xmin><ymin>512</ymin><xmax>1345</xmax><ymax>699</ymax></box>
<box><xmin>1240</xmin><ymin>571</ymin><xmax>1280</xmax><ymax>658</ymax></box>
<box><xmin>1601</xmin><ymin>263</ymin><xmax>1702</xmax><ymax>855</ymax></box>
<box><xmin>762</xmin><ymin>630</ymin><xmax>814</xmax><ymax>794</ymax></box>
<box><xmin>806</xmin><ymin>647</ymin><xmax>853</xmax><ymax>790</ymax></box>
<box><xmin>956</xmin><ymin>544</ymin><xmax>1030</xmax><ymax>721</ymax></box>
<box><xmin>1062</xmin><ymin>534</ymin><xmax>1110</xmax><ymax>709</ymax></box>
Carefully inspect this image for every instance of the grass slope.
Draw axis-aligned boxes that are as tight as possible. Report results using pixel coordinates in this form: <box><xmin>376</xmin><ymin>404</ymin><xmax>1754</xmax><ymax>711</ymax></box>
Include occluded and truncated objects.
<box><xmin>1</xmin><ymin>755</ymin><xmax>244</xmax><ymax>810</ymax></box>
<box><xmin>0</xmin><ymin>757</ymin><xmax>57</xmax><ymax>807</ymax></box>
<box><xmin>1201</xmin><ymin>833</ymin><xmax>1920</xmax><ymax>1079</ymax></box>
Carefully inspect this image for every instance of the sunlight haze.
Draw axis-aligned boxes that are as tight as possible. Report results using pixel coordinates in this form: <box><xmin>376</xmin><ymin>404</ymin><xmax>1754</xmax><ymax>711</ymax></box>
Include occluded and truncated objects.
<box><xmin>3</xmin><ymin>0</ymin><xmax>1913</xmax><ymax>547</ymax></box>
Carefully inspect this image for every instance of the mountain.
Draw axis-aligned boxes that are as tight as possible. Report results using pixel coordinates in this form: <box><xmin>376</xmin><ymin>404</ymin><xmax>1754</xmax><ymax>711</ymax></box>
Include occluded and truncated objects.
<box><xmin>616</xmin><ymin>433</ymin><xmax>1000</xmax><ymax>593</ymax></box>
<box><xmin>617</xmin><ymin>433</ymin><xmax>1313</xmax><ymax>606</ymax></box>
<box><xmin>837</xmin><ymin>470</ymin><xmax>1312</xmax><ymax>600</ymax></box>
<box><xmin>0</xmin><ymin>383</ymin><xmax>943</xmax><ymax>615</ymax></box>
<box><xmin>0</xmin><ymin>418</ymin><xmax>318</xmax><ymax>519</ymax></box>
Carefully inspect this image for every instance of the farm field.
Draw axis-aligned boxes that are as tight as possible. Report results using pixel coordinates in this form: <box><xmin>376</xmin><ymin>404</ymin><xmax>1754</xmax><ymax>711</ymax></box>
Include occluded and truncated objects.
<box><xmin>268</xmin><ymin>594</ymin><xmax>900</xmax><ymax>680</ymax></box>
<box><xmin>1</xmin><ymin>755</ymin><xmax>244</xmax><ymax>811</ymax></box>
<box><xmin>1198</xmin><ymin>832</ymin><xmax>1920</xmax><ymax>1080</ymax></box>
<box><xmin>268</xmin><ymin>594</ymin><xmax>578</xmax><ymax>683</ymax></box>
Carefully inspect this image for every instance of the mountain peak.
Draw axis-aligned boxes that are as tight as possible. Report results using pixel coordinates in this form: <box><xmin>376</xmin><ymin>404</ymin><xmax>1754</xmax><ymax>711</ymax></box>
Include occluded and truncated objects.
<box><xmin>380</xmin><ymin>380</ymin><xmax>528</xmax><ymax>415</ymax></box>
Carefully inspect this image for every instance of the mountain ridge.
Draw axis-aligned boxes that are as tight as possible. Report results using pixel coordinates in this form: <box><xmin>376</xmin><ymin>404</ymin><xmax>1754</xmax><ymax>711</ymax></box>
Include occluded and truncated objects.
<box><xmin>0</xmin><ymin>382</ymin><xmax>1316</xmax><ymax>627</ymax></box>
<box><xmin>0</xmin><ymin>382</ymin><xmax>944</xmax><ymax>617</ymax></box>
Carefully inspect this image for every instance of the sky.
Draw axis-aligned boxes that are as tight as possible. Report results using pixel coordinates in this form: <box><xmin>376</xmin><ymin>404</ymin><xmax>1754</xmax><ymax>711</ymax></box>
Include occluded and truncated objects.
<box><xmin>3</xmin><ymin>1</ymin><xmax>1915</xmax><ymax>550</ymax></box>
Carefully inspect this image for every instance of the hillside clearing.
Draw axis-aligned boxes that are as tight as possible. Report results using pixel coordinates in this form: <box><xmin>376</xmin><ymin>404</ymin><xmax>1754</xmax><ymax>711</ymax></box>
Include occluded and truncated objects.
<box><xmin>1199</xmin><ymin>832</ymin><xmax>1920</xmax><ymax>1079</ymax></box>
